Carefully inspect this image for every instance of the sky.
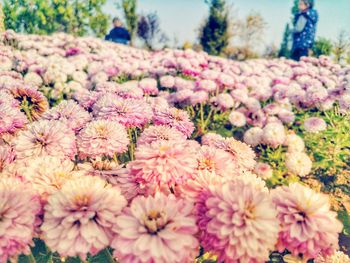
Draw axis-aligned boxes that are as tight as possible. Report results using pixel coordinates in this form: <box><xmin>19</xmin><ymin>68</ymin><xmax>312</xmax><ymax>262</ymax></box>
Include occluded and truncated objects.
<box><xmin>104</xmin><ymin>0</ymin><xmax>350</xmax><ymax>49</ymax></box>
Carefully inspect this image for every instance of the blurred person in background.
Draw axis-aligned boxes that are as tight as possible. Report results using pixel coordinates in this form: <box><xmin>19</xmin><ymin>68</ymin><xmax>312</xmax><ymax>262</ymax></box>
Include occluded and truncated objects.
<box><xmin>291</xmin><ymin>0</ymin><xmax>318</xmax><ymax>61</ymax></box>
<box><xmin>105</xmin><ymin>17</ymin><xmax>131</xmax><ymax>45</ymax></box>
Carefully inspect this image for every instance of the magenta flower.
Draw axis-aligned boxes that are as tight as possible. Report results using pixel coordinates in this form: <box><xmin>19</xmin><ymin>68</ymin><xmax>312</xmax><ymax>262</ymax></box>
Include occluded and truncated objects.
<box><xmin>0</xmin><ymin>178</ymin><xmax>41</xmax><ymax>262</ymax></box>
<box><xmin>272</xmin><ymin>183</ymin><xmax>343</xmax><ymax>260</ymax></box>
<box><xmin>111</xmin><ymin>193</ymin><xmax>199</xmax><ymax>263</ymax></box>
<box><xmin>41</xmin><ymin>176</ymin><xmax>127</xmax><ymax>259</ymax></box>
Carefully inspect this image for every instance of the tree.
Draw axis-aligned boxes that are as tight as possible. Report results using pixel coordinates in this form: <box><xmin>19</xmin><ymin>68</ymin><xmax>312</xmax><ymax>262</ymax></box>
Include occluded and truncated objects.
<box><xmin>278</xmin><ymin>24</ymin><xmax>292</xmax><ymax>57</ymax></box>
<box><xmin>3</xmin><ymin>0</ymin><xmax>109</xmax><ymax>36</ymax></box>
<box><xmin>137</xmin><ymin>12</ymin><xmax>168</xmax><ymax>50</ymax></box>
<box><xmin>118</xmin><ymin>0</ymin><xmax>138</xmax><ymax>45</ymax></box>
<box><xmin>333</xmin><ymin>31</ymin><xmax>350</xmax><ymax>63</ymax></box>
<box><xmin>237</xmin><ymin>12</ymin><xmax>266</xmax><ymax>51</ymax></box>
<box><xmin>312</xmin><ymin>37</ymin><xmax>333</xmax><ymax>57</ymax></box>
<box><xmin>199</xmin><ymin>0</ymin><xmax>230</xmax><ymax>56</ymax></box>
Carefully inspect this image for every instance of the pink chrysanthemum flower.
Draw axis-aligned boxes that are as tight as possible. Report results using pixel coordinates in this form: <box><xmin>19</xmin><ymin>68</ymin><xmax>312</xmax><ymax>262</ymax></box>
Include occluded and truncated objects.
<box><xmin>93</xmin><ymin>94</ymin><xmax>152</xmax><ymax>128</ymax></box>
<box><xmin>262</xmin><ymin>122</ymin><xmax>286</xmax><ymax>148</ymax></box>
<box><xmin>41</xmin><ymin>176</ymin><xmax>127</xmax><ymax>259</ymax></box>
<box><xmin>42</xmin><ymin>100</ymin><xmax>91</xmax><ymax>132</ymax></box>
<box><xmin>13</xmin><ymin>120</ymin><xmax>77</xmax><ymax>160</ymax></box>
<box><xmin>214</xmin><ymin>137</ymin><xmax>256</xmax><ymax>172</ymax></box>
<box><xmin>304</xmin><ymin>117</ymin><xmax>327</xmax><ymax>133</ymax></box>
<box><xmin>111</xmin><ymin>193</ymin><xmax>199</xmax><ymax>263</ymax></box>
<box><xmin>153</xmin><ymin>107</ymin><xmax>195</xmax><ymax>137</ymax></box>
<box><xmin>137</xmin><ymin>125</ymin><xmax>186</xmax><ymax>146</ymax></box>
<box><xmin>0</xmin><ymin>103</ymin><xmax>28</xmax><ymax>136</ymax></box>
<box><xmin>196</xmin><ymin>176</ymin><xmax>279</xmax><ymax>263</ymax></box>
<box><xmin>127</xmin><ymin>140</ymin><xmax>198</xmax><ymax>195</ymax></box>
<box><xmin>196</xmin><ymin>145</ymin><xmax>237</xmax><ymax>177</ymax></box>
<box><xmin>285</xmin><ymin>152</ymin><xmax>312</xmax><ymax>177</ymax></box>
<box><xmin>7</xmin><ymin>156</ymin><xmax>81</xmax><ymax>201</ymax></box>
<box><xmin>0</xmin><ymin>178</ymin><xmax>41</xmax><ymax>262</ymax></box>
<box><xmin>139</xmin><ymin>78</ymin><xmax>158</xmax><ymax>95</ymax></box>
<box><xmin>229</xmin><ymin>110</ymin><xmax>246</xmax><ymax>127</ymax></box>
<box><xmin>254</xmin><ymin>162</ymin><xmax>273</xmax><ymax>179</ymax></box>
<box><xmin>272</xmin><ymin>183</ymin><xmax>343</xmax><ymax>260</ymax></box>
<box><xmin>243</xmin><ymin>127</ymin><xmax>264</xmax><ymax>147</ymax></box>
<box><xmin>315</xmin><ymin>251</ymin><xmax>350</xmax><ymax>263</ymax></box>
<box><xmin>201</xmin><ymin>132</ymin><xmax>224</xmax><ymax>146</ymax></box>
<box><xmin>160</xmin><ymin>75</ymin><xmax>175</xmax><ymax>88</ymax></box>
<box><xmin>210</xmin><ymin>93</ymin><xmax>235</xmax><ymax>111</ymax></box>
<box><xmin>77</xmin><ymin>120</ymin><xmax>129</xmax><ymax>159</ymax></box>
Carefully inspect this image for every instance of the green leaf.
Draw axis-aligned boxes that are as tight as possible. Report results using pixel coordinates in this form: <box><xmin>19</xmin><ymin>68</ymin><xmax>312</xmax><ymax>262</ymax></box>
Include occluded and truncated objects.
<box><xmin>338</xmin><ymin>210</ymin><xmax>350</xmax><ymax>236</ymax></box>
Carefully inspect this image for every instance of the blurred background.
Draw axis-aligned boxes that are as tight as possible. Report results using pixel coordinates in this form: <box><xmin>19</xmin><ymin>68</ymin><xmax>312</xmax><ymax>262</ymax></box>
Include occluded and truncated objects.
<box><xmin>1</xmin><ymin>0</ymin><xmax>350</xmax><ymax>62</ymax></box>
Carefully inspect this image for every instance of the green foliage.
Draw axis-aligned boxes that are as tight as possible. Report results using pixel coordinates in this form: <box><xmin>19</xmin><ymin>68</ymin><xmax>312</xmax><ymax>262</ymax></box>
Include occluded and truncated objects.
<box><xmin>0</xmin><ymin>3</ymin><xmax>5</xmax><ymax>32</ymax></box>
<box><xmin>300</xmin><ymin>109</ymin><xmax>350</xmax><ymax>176</ymax></box>
<box><xmin>312</xmin><ymin>37</ymin><xmax>333</xmax><ymax>57</ymax></box>
<box><xmin>199</xmin><ymin>0</ymin><xmax>230</xmax><ymax>56</ymax></box>
<box><xmin>118</xmin><ymin>0</ymin><xmax>138</xmax><ymax>45</ymax></box>
<box><xmin>278</xmin><ymin>24</ymin><xmax>291</xmax><ymax>58</ymax></box>
<box><xmin>3</xmin><ymin>0</ymin><xmax>109</xmax><ymax>36</ymax></box>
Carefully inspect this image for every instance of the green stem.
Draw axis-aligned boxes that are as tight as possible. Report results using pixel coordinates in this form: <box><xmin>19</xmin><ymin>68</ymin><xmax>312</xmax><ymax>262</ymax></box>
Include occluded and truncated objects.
<box><xmin>100</xmin><ymin>248</ymin><xmax>116</xmax><ymax>263</ymax></box>
<box><xmin>21</xmin><ymin>97</ymin><xmax>33</xmax><ymax>122</ymax></box>
<box><xmin>200</xmin><ymin>103</ymin><xmax>205</xmax><ymax>132</ymax></box>
<box><xmin>204</xmin><ymin>108</ymin><xmax>215</xmax><ymax>129</ymax></box>
<box><xmin>113</xmin><ymin>153</ymin><xmax>119</xmax><ymax>164</ymax></box>
<box><xmin>28</xmin><ymin>252</ymin><xmax>36</xmax><ymax>263</ymax></box>
<box><xmin>128</xmin><ymin>128</ymin><xmax>135</xmax><ymax>161</ymax></box>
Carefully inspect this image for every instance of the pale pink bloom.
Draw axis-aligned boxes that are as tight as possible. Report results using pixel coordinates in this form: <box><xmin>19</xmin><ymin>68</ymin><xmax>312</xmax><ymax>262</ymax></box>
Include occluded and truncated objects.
<box><xmin>0</xmin><ymin>142</ymin><xmax>14</xmax><ymax>171</ymax></box>
<box><xmin>93</xmin><ymin>94</ymin><xmax>153</xmax><ymax>128</ymax></box>
<box><xmin>137</xmin><ymin>125</ymin><xmax>186</xmax><ymax>146</ymax></box>
<box><xmin>160</xmin><ymin>75</ymin><xmax>175</xmax><ymax>88</ymax></box>
<box><xmin>228</xmin><ymin>110</ymin><xmax>246</xmax><ymax>127</ymax></box>
<box><xmin>196</xmin><ymin>79</ymin><xmax>217</xmax><ymax>92</ymax></box>
<box><xmin>304</xmin><ymin>117</ymin><xmax>327</xmax><ymax>133</ymax></box>
<box><xmin>190</xmin><ymin>91</ymin><xmax>209</xmax><ymax>105</ymax></box>
<box><xmin>13</xmin><ymin>120</ymin><xmax>77</xmax><ymax>160</ymax></box>
<box><xmin>77</xmin><ymin>120</ymin><xmax>129</xmax><ymax>159</ymax></box>
<box><xmin>315</xmin><ymin>251</ymin><xmax>350</xmax><ymax>263</ymax></box>
<box><xmin>116</xmin><ymin>81</ymin><xmax>144</xmax><ymax>99</ymax></box>
<box><xmin>201</xmin><ymin>132</ymin><xmax>224</xmax><ymax>146</ymax></box>
<box><xmin>73</xmin><ymin>90</ymin><xmax>102</xmax><ymax>110</ymax></box>
<box><xmin>127</xmin><ymin>140</ymin><xmax>198</xmax><ymax>195</ymax></box>
<box><xmin>285</xmin><ymin>133</ymin><xmax>305</xmax><ymax>153</ymax></box>
<box><xmin>196</xmin><ymin>177</ymin><xmax>279</xmax><ymax>263</ymax></box>
<box><xmin>42</xmin><ymin>100</ymin><xmax>91</xmax><ymax>132</ymax></box>
<box><xmin>153</xmin><ymin>107</ymin><xmax>194</xmax><ymax>137</ymax></box>
<box><xmin>0</xmin><ymin>103</ymin><xmax>28</xmax><ymax>135</ymax></box>
<box><xmin>285</xmin><ymin>152</ymin><xmax>312</xmax><ymax>177</ymax></box>
<box><xmin>174</xmin><ymin>89</ymin><xmax>194</xmax><ymax>103</ymax></box>
<box><xmin>243</xmin><ymin>127</ymin><xmax>264</xmax><ymax>147</ymax></box>
<box><xmin>111</xmin><ymin>193</ymin><xmax>199</xmax><ymax>263</ymax></box>
<box><xmin>278</xmin><ymin>110</ymin><xmax>296</xmax><ymax>124</ymax></box>
<box><xmin>214</xmin><ymin>137</ymin><xmax>256</xmax><ymax>172</ymax></box>
<box><xmin>210</xmin><ymin>93</ymin><xmax>235</xmax><ymax>111</ymax></box>
<box><xmin>254</xmin><ymin>162</ymin><xmax>273</xmax><ymax>179</ymax></box>
<box><xmin>262</xmin><ymin>122</ymin><xmax>286</xmax><ymax>148</ymax></box>
<box><xmin>41</xmin><ymin>176</ymin><xmax>127</xmax><ymax>259</ymax></box>
<box><xmin>218</xmin><ymin>73</ymin><xmax>234</xmax><ymax>87</ymax></box>
<box><xmin>139</xmin><ymin>78</ymin><xmax>158</xmax><ymax>95</ymax></box>
<box><xmin>196</xmin><ymin>145</ymin><xmax>237</xmax><ymax>177</ymax></box>
<box><xmin>7</xmin><ymin>156</ymin><xmax>80</xmax><ymax>201</ymax></box>
<box><xmin>272</xmin><ymin>183</ymin><xmax>343</xmax><ymax>260</ymax></box>
<box><xmin>0</xmin><ymin>178</ymin><xmax>41</xmax><ymax>262</ymax></box>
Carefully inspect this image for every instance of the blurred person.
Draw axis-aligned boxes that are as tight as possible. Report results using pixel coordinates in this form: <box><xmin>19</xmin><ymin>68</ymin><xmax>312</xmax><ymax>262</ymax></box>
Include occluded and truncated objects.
<box><xmin>105</xmin><ymin>17</ymin><xmax>131</xmax><ymax>45</ymax></box>
<box><xmin>291</xmin><ymin>0</ymin><xmax>318</xmax><ymax>61</ymax></box>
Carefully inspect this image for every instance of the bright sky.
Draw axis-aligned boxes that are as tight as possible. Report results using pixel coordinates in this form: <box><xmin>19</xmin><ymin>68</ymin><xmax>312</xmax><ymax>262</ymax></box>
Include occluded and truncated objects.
<box><xmin>104</xmin><ymin>0</ymin><xmax>350</xmax><ymax>49</ymax></box>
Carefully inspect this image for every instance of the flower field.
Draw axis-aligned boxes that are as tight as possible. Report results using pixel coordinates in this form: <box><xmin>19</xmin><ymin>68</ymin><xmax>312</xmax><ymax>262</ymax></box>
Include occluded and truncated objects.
<box><xmin>0</xmin><ymin>30</ymin><xmax>350</xmax><ymax>263</ymax></box>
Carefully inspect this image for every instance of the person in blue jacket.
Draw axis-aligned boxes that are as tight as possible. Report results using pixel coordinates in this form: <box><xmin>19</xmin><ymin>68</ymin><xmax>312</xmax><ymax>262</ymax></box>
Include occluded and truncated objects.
<box><xmin>291</xmin><ymin>0</ymin><xmax>318</xmax><ymax>61</ymax></box>
<box><xmin>105</xmin><ymin>18</ymin><xmax>131</xmax><ymax>45</ymax></box>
